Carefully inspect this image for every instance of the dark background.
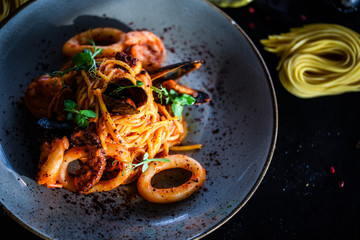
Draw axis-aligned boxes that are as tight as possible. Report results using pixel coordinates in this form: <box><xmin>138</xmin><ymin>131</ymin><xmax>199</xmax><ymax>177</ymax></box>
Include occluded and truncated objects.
<box><xmin>1</xmin><ymin>0</ymin><xmax>360</xmax><ymax>239</ymax></box>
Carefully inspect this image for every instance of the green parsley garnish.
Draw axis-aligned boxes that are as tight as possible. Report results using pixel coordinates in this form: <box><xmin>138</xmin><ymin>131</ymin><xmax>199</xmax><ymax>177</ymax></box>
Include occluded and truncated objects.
<box><xmin>151</xmin><ymin>86</ymin><xmax>196</xmax><ymax>120</ymax></box>
<box><xmin>72</xmin><ymin>41</ymin><xmax>103</xmax><ymax>78</ymax></box>
<box><xmin>131</xmin><ymin>152</ymin><xmax>170</xmax><ymax>172</ymax></box>
<box><xmin>110</xmin><ymin>81</ymin><xmax>144</xmax><ymax>96</ymax></box>
<box><xmin>48</xmin><ymin>36</ymin><xmax>103</xmax><ymax>78</ymax></box>
<box><xmin>119</xmin><ymin>152</ymin><xmax>170</xmax><ymax>175</ymax></box>
<box><xmin>64</xmin><ymin>99</ymin><xmax>97</xmax><ymax>129</ymax></box>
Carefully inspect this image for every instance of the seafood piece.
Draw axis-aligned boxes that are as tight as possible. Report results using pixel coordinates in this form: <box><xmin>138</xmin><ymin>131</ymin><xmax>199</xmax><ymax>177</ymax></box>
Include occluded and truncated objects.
<box><xmin>84</xmin><ymin>142</ymin><xmax>132</xmax><ymax>193</ymax></box>
<box><xmin>62</xmin><ymin>28</ymin><xmax>126</xmax><ymax>58</ymax></box>
<box><xmin>103</xmin><ymin>78</ymin><xmax>148</xmax><ymax>115</ymax></box>
<box><xmin>58</xmin><ymin>145</ymin><xmax>106</xmax><ymax>194</ymax></box>
<box><xmin>72</xmin><ymin>146</ymin><xmax>106</xmax><ymax>194</ymax></box>
<box><xmin>37</xmin><ymin>136</ymin><xmax>69</xmax><ymax>188</ymax></box>
<box><xmin>98</xmin><ymin>53</ymin><xmax>142</xmax><ymax>81</ymax></box>
<box><xmin>150</xmin><ymin>60</ymin><xmax>204</xmax><ymax>86</ymax></box>
<box><xmin>25</xmin><ymin>71</ymin><xmax>76</xmax><ymax>119</ymax></box>
<box><xmin>24</xmin><ymin>74</ymin><xmax>63</xmax><ymax>118</ymax></box>
<box><xmin>137</xmin><ymin>154</ymin><xmax>206</xmax><ymax>203</ymax></box>
<box><xmin>162</xmin><ymin>80</ymin><xmax>210</xmax><ymax>105</ymax></box>
<box><xmin>115</xmin><ymin>52</ymin><xmax>142</xmax><ymax>75</ymax></box>
<box><xmin>37</xmin><ymin>118</ymin><xmax>76</xmax><ymax>139</ymax></box>
<box><xmin>149</xmin><ymin>60</ymin><xmax>211</xmax><ymax>105</ymax></box>
<box><xmin>48</xmin><ymin>86</ymin><xmax>74</xmax><ymax>121</ymax></box>
<box><xmin>102</xmin><ymin>95</ymin><xmax>139</xmax><ymax>115</ymax></box>
<box><xmin>58</xmin><ymin>143</ymin><xmax>132</xmax><ymax>194</ymax></box>
<box><xmin>67</xmin><ymin>127</ymin><xmax>106</xmax><ymax>193</ymax></box>
<box><xmin>70</xmin><ymin>124</ymin><xmax>102</xmax><ymax>148</ymax></box>
<box><xmin>124</xmin><ymin>31</ymin><xmax>166</xmax><ymax>71</ymax></box>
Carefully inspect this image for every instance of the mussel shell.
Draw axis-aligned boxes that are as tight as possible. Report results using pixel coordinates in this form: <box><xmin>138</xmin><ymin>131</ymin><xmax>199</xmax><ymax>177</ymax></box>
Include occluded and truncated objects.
<box><xmin>194</xmin><ymin>90</ymin><xmax>211</xmax><ymax>105</ymax></box>
<box><xmin>150</xmin><ymin>60</ymin><xmax>204</xmax><ymax>86</ymax></box>
<box><xmin>102</xmin><ymin>94</ymin><xmax>139</xmax><ymax>115</ymax></box>
<box><xmin>105</xmin><ymin>78</ymin><xmax>147</xmax><ymax>108</ymax></box>
<box><xmin>37</xmin><ymin>117</ymin><xmax>76</xmax><ymax>139</ymax></box>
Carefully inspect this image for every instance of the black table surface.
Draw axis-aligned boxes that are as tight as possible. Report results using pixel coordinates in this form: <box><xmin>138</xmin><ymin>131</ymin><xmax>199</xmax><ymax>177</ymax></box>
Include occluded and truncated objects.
<box><xmin>1</xmin><ymin>0</ymin><xmax>360</xmax><ymax>239</ymax></box>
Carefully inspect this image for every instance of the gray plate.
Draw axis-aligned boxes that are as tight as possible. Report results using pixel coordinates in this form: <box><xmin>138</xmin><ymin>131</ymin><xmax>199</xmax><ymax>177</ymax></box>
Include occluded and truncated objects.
<box><xmin>0</xmin><ymin>0</ymin><xmax>278</xmax><ymax>239</ymax></box>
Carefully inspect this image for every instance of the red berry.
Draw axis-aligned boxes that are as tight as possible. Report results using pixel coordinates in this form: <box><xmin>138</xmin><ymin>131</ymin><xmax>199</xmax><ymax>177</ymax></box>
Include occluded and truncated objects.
<box><xmin>300</xmin><ymin>14</ymin><xmax>306</xmax><ymax>21</ymax></box>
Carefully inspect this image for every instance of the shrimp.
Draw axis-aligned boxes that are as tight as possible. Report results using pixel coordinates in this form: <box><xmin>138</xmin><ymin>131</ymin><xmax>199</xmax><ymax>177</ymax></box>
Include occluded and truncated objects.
<box><xmin>137</xmin><ymin>154</ymin><xmax>206</xmax><ymax>203</ymax></box>
<box><xmin>25</xmin><ymin>71</ymin><xmax>76</xmax><ymax>119</ymax></box>
<box><xmin>24</xmin><ymin>74</ymin><xmax>63</xmax><ymax>118</ymax></box>
<box><xmin>37</xmin><ymin>136</ymin><xmax>69</xmax><ymax>188</ymax></box>
<box><xmin>124</xmin><ymin>31</ymin><xmax>166</xmax><ymax>71</ymax></box>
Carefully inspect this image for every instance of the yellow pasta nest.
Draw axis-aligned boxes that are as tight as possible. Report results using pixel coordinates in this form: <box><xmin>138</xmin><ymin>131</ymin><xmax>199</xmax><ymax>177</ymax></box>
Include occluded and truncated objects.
<box><xmin>261</xmin><ymin>23</ymin><xmax>360</xmax><ymax>98</ymax></box>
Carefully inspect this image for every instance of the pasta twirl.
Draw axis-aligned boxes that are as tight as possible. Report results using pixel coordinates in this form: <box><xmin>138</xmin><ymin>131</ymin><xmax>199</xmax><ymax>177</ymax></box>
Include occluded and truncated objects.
<box><xmin>261</xmin><ymin>24</ymin><xmax>360</xmax><ymax>98</ymax></box>
<box><xmin>24</xmin><ymin>28</ymin><xmax>208</xmax><ymax>203</ymax></box>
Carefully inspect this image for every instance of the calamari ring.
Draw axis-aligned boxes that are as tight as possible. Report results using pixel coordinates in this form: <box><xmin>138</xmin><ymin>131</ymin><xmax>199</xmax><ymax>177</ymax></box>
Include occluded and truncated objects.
<box><xmin>37</xmin><ymin>136</ymin><xmax>69</xmax><ymax>188</ymax></box>
<box><xmin>137</xmin><ymin>154</ymin><xmax>206</xmax><ymax>203</ymax></box>
<box><xmin>62</xmin><ymin>27</ymin><xmax>126</xmax><ymax>57</ymax></box>
<box><xmin>57</xmin><ymin>146</ymin><xmax>106</xmax><ymax>194</ymax></box>
<box><xmin>58</xmin><ymin>143</ymin><xmax>132</xmax><ymax>194</ymax></box>
<box><xmin>58</xmin><ymin>146</ymin><xmax>86</xmax><ymax>192</ymax></box>
<box><xmin>85</xmin><ymin>142</ymin><xmax>132</xmax><ymax>193</ymax></box>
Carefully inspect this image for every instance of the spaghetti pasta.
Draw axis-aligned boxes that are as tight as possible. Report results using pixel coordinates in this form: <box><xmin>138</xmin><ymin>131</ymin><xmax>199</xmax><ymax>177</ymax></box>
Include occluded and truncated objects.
<box><xmin>261</xmin><ymin>23</ymin><xmax>360</xmax><ymax>98</ymax></box>
<box><xmin>0</xmin><ymin>0</ymin><xmax>28</xmax><ymax>22</ymax></box>
<box><xmin>25</xmin><ymin>28</ymin><xmax>208</xmax><ymax>203</ymax></box>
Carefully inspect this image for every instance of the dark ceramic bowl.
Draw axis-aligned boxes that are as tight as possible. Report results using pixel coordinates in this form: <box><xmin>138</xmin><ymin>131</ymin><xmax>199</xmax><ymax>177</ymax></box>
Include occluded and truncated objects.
<box><xmin>0</xmin><ymin>0</ymin><xmax>277</xmax><ymax>239</ymax></box>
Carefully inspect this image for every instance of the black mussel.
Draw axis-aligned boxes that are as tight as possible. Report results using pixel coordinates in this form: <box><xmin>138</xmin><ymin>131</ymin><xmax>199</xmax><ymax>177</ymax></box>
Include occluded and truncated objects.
<box><xmin>37</xmin><ymin>117</ymin><xmax>76</xmax><ymax>139</ymax></box>
<box><xmin>102</xmin><ymin>95</ymin><xmax>139</xmax><ymax>115</ymax></box>
<box><xmin>103</xmin><ymin>78</ymin><xmax>147</xmax><ymax>115</ymax></box>
<box><xmin>150</xmin><ymin>60</ymin><xmax>204</xmax><ymax>86</ymax></box>
<box><xmin>193</xmin><ymin>91</ymin><xmax>211</xmax><ymax>105</ymax></box>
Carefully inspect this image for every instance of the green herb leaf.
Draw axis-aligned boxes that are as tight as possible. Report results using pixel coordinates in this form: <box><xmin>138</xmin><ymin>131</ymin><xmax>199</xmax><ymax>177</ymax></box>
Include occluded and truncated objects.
<box><xmin>47</xmin><ymin>32</ymin><xmax>103</xmax><ymax>78</ymax></box>
<box><xmin>72</xmin><ymin>50</ymin><xmax>93</xmax><ymax>71</ymax></box>
<box><xmin>79</xmin><ymin>109</ymin><xmax>98</xmax><ymax>118</ymax></box>
<box><xmin>66</xmin><ymin>112</ymin><xmax>74</xmax><ymax>120</ymax></box>
<box><xmin>110</xmin><ymin>81</ymin><xmax>144</xmax><ymax>96</ymax></box>
<box><xmin>143</xmin><ymin>152</ymin><xmax>149</xmax><ymax>160</ymax></box>
<box><xmin>64</xmin><ymin>100</ymin><xmax>97</xmax><ymax>129</ymax></box>
<box><xmin>130</xmin><ymin>152</ymin><xmax>170</xmax><ymax>173</ymax></box>
<box><xmin>152</xmin><ymin>86</ymin><xmax>195</xmax><ymax>120</ymax></box>
<box><xmin>75</xmin><ymin>114</ymin><xmax>88</xmax><ymax>129</ymax></box>
<box><xmin>172</xmin><ymin>103</ymin><xmax>183</xmax><ymax>120</ymax></box>
<box><xmin>173</xmin><ymin>94</ymin><xmax>196</xmax><ymax>106</ymax></box>
<box><xmin>142</xmin><ymin>162</ymin><xmax>149</xmax><ymax>172</ymax></box>
<box><xmin>64</xmin><ymin>99</ymin><xmax>78</xmax><ymax>111</ymax></box>
<box><xmin>151</xmin><ymin>85</ymin><xmax>170</xmax><ymax>105</ymax></box>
